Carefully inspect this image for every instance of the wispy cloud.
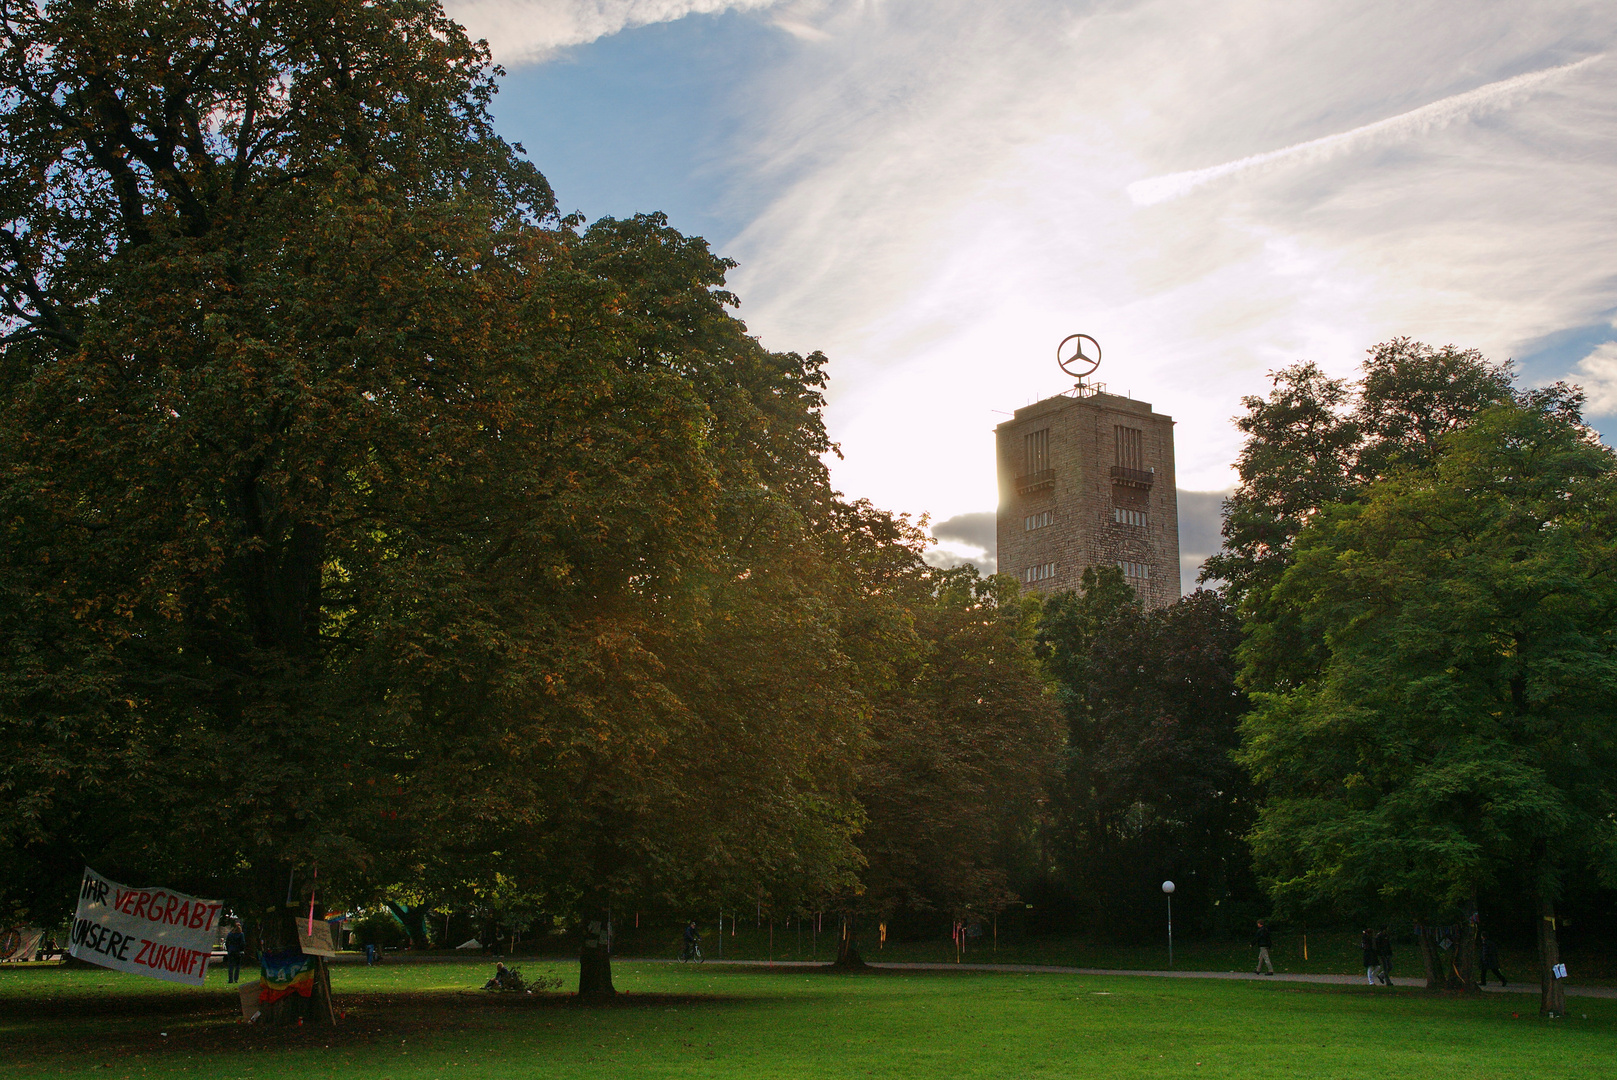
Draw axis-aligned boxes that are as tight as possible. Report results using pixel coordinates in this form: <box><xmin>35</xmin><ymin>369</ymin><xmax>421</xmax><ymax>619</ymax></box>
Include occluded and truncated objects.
<box><xmin>492</xmin><ymin>1</ymin><xmax>1617</xmax><ymax>523</ymax></box>
<box><xmin>445</xmin><ymin>0</ymin><xmax>781</xmax><ymax>61</ymax></box>
<box><xmin>1128</xmin><ymin>55</ymin><xmax>1604</xmax><ymax>206</ymax></box>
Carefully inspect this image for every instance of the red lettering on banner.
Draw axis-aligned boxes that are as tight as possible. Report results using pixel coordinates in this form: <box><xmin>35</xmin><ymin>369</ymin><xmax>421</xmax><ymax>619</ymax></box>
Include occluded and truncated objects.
<box><xmin>174</xmin><ymin>900</ymin><xmax>190</xmax><ymax>926</ymax></box>
<box><xmin>163</xmin><ymin>895</ymin><xmax>179</xmax><ymax>924</ymax></box>
<box><xmin>134</xmin><ymin>939</ymin><xmax>154</xmax><ymax>967</ymax></box>
<box><xmin>132</xmin><ymin>891</ymin><xmax>151</xmax><ymax>919</ymax></box>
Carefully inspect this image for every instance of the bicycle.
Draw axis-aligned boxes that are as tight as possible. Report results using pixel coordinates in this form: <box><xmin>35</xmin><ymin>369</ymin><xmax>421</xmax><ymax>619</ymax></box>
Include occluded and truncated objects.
<box><xmin>678</xmin><ymin>942</ymin><xmax>703</xmax><ymax>963</ymax></box>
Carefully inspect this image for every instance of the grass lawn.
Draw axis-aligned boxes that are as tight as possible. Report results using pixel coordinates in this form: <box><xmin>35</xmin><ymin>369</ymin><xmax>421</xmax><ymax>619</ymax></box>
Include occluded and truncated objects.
<box><xmin>4</xmin><ymin>958</ymin><xmax>1613</xmax><ymax>1079</ymax></box>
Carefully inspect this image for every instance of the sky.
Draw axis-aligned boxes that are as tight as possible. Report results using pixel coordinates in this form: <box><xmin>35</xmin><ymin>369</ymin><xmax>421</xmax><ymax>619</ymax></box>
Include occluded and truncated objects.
<box><xmin>446</xmin><ymin>0</ymin><xmax>1617</xmax><ymax>584</ymax></box>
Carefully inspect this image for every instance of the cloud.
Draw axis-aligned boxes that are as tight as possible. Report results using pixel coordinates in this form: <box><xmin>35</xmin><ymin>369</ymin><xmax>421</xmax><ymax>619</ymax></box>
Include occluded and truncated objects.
<box><xmin>1574</xmin><ymin>341</ymin><xmax>1617</xmax><ymax>415</ymax></box>
<box><xmin>708</xmin><ymin>1</ymin><xmax>1617</xmax><ymax>520</ymax></box>
<box><xmin>496</xmin><ymin>1</ymin><xmax>1617</xmax><ymax>526</ymax></box>
<box><xmin>1176</xmin><ymin>490</ymin><xmax>1230</xmax><ymax>594</ymax></box>
<box><xmin>928</xmin><ymin>511</ymin><xmax>996</xmax><ymax>574</ymax></box>
<box><xmin>1127</xmin><ymin>55</ymin><xmax>1605</xmax><ymax>206</ymax></box>
<box><xmin>445</xmin><ymin>0</ymin><xmax>780</xmax><ymax>61</ymax></box>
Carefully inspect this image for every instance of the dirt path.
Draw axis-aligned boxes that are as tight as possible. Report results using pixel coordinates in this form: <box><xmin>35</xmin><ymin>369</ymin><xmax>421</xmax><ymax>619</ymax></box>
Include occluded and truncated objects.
<box><xmin>622</xmin><ymin>956</ymin><xmax>1615</xmax><ymax>999</ymax></box>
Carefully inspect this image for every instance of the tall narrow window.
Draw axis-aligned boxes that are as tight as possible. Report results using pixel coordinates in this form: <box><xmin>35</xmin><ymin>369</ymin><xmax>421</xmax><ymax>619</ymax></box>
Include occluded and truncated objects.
<box><xmin>1113</xmin><ymin>426</ymin><xmax>1144</xmax><ymax>472</ymax></box>
<box><xmin>1025</xmin><ymin>428</ymin><xmax>1049</xmax><ymax>475</ymax></box>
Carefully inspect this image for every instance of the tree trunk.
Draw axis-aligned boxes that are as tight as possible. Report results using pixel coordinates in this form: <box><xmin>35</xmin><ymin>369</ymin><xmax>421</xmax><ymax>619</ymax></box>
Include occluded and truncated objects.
<box><xmin>1416</xmin><ymin>923</ymin><xmax>1443</xmax><ymax>990</ymax></box>
<box><xmin>832</xmin><ymin>913</ymin><xmax>866</xmax><ymax>970</ymax></box>
<box><xmin>257</xmin><ymin>902</ymin><xmax>331</xmax><ymax>1028</ymax></box>
<box><xmin>577</xmin><ymin>912</ymin><xmax>615</xmax><ymax>998</ymax></box>
<box><xmin>383</xmin><ymin>901</ymin><xmax>431</xmax><ymax>950</ymax></box>
<box><xmin>1537</xmin><ymin>894</ymin><xmax>1565</xmax><ymax>1017</ymax></box>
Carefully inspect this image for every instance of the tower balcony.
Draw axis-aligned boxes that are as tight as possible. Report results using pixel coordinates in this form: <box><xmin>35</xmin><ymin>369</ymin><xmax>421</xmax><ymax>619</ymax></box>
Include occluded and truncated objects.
<box><xmin>1016</xmin><ymin>469</ymin><xmax>1056</xmax><ymax>494</ymax></box>
<box><xmin>1110</xmin><ymin>465</ymin><xmax>1155</xmax><ymax>488</ymax></box>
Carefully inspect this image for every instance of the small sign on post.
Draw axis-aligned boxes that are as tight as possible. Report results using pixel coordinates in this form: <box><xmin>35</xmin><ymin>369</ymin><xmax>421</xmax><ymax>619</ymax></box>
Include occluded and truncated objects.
<box><xmin>296</xmin><ymin>920</ymin><xmax>338</xmax><ymax>957</ymax></box>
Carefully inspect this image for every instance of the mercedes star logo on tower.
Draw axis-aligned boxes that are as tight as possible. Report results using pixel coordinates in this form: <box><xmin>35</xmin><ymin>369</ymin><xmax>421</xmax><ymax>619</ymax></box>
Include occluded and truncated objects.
<box><xmin>1056</xmin><ymin>333</ymin><xmax>1102</xmax><ymax>379</ymax></box>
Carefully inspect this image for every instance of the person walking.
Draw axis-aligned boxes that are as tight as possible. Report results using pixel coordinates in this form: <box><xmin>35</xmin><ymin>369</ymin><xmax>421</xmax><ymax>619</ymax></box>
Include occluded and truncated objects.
<box><xmin>1479</xmin><ymin>932</ymin><xmax>1507</xmax><ymax>987</ymax></box>
<box><xmin>1252</xmin><ymin>920</ymin><xmax>1274</xmax><ymax>975</ymax></box>
<box><xmin>364</xmin><ymin>939</ymin><xmax>378</xmax><ymax>965</ymax></box>
<box><xmin>1374</xmin><ymin>927</ymin><xmax>1392</xmax><ymax>985</ymax></box>
<box><xmin>1361</xmin><ymin>929</ymin><xmax>1380</xmax><ymax>985</ymax></box>
<box><xmin>224</xmin><ymin>923</ymin><xmax>246</xmax><ymax>984</ymax></box>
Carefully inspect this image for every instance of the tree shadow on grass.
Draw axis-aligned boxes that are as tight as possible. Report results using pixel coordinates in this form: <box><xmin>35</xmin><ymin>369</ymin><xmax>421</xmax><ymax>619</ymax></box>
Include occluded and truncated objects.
<box><xmin>1</xmin><ymin>988</ymin><xmax>766</xmax><ymax>1067</ymax></box>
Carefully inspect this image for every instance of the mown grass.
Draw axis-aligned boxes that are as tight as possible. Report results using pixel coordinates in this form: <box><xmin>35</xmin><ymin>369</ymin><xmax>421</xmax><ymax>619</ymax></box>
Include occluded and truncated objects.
<box><xmin>3</xmin><ymin>957</ymin><xmax>1613</xmax><ymax>1080</ymax></box>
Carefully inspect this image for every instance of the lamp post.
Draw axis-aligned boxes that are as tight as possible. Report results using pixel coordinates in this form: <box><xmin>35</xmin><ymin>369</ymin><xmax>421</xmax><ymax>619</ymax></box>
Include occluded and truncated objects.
<box><xmin>1162</xmin><ymin>881</ymin><xmax>1175</xmax><ymax>968</ymax></box>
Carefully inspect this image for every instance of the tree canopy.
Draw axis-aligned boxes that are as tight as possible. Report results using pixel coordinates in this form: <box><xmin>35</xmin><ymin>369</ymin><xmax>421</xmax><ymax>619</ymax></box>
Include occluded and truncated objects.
<box><xmin>0</xmin><ymin>1</ymin><xmax>880</xmax><ymax>1004</ymax></box>
<box><xmin>1039</xmin><ymin>568</ymin><xmax>1252</xmax><ymax>938</ymax></box>
<box><xmin>1232</xmin><ymin>367</ymin><xmax>1617</xmax><ymax>1009</ymax></box>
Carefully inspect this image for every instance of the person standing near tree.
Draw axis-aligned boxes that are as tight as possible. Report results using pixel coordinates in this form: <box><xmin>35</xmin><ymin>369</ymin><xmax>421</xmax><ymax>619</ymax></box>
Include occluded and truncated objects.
<box><xmin>224</xmin><ymin>924</ymin><xmax>246</xmax><ymax>984</ymax></box>
<box><xmin>1375</xmin><ymin>927</ymin><xmax>1392</xmax><ymax>985</ymax></box>
<box><xmin>1479</xmin><ymin>933</ymin><xmax>1507</xmax><ymax>987</ymax></box>
<box><xmin>1361</xmin><ymin>929</ymin><xmax>1380</xmax><ymax>985</ymax></box>
<box><xmin>1252</xmin><ymin>920</ymin><xmax>1274</xmax><ymax>975</ymax></box>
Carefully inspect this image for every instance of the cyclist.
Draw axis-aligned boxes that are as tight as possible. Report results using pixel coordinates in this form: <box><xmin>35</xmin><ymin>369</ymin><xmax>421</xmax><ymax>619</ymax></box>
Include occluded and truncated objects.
<box><xmin>681</xmin><ymin>920</ymin><xmax>702</xmax><ymax>961</ymax></box>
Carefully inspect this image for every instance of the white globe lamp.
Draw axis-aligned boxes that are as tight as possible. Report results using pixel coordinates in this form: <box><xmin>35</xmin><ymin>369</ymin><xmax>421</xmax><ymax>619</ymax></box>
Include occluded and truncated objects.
<box><xmin>1161</xmin><ymin>881</ymin><xmax>1175</xmax><ymax>967</ymax></box>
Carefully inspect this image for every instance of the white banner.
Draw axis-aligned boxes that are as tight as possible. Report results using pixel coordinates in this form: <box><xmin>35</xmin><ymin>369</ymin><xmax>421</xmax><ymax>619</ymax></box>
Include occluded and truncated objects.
<box><xmin>69</xmin><ymin>867</ymin><xmax>222</xmax><ymax>986</ymax></box>
<box><xmin>1</xmin><ymin>926</ymin><xmax>44</xmax><ymax>962</ymax></box>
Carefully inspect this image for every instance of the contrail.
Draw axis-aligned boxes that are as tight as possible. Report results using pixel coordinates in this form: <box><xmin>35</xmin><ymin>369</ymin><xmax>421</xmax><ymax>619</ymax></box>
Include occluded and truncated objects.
<box><xmin>1127</xmin><ymin>55</ymin><xmax>1604</xmax><ymax>206</ymax></box>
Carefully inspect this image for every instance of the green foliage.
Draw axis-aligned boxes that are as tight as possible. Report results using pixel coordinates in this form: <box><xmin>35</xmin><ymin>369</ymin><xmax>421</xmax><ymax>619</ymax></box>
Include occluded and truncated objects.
<box><xmin>0</xmin><ymin>0</ymin><xmax>871</xmax><ymax>940</ymax></box>
<box><xmin>1204</xmin><ymin>340</ymin><xmax>1517</xmax><ymax>614</ymax></box>
<box><xmin>1039</xmin><ymin>567</ymin><xmax>1253</xmax><ymax>936</ymax></box>
<box><xmin>1238</xmin><ymin>397</ymin><xmax>1617</xmax><ymax>924</ymax></box>
<box><xmin>854</xmin><ymin>566</ymin><xmax>1062</xmax><ymax>920</ymax></box>
<box><xmin>350</xmin><ymin>910</ymin><xmax>407</xmax><ymax>948</ymax></box>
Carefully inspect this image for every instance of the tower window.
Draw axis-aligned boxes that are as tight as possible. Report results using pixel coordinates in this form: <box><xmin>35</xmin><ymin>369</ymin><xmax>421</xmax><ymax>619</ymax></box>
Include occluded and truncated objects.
<box><xmin>1024</xmin><ymin>428</ymin><xmax>1050</xmax><ymax>475</ymax></box>
<box><xmin>1021</xmin><ymin>563</ymin><xmax>1056</xmax><ymax>584</ymax></box>
<box><xmin>1119</xmin><ymin>560</ymin><xmax>1150</xmax><ymax>581</ymax></box>
<box><xmin>1114</xmin><ymin>425</ymin><xmax>1144</xmax><ymax>472</ymax></box>
<box><xmin>1025</xmin><ymin>510</ymin><xmax>1054</xmax><ymax>531</ymax></box>
<box><xmin>1112</xmin><ymin>508</ymin><xmax>1147</xmax><ymax>528</ymax></box>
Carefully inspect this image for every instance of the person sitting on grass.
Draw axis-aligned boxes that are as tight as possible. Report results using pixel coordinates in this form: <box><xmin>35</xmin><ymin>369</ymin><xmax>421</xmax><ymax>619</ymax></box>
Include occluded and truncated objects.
<box><xmin>483</xmin><ymin>962</ymin><xmax>520</xmax><ymax>990</ymax></box>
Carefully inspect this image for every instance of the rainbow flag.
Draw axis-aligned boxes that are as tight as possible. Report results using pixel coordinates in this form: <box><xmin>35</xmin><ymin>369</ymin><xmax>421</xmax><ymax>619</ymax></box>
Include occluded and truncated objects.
<box><xmin>259</xmin><ymin>948</ymin><xmax>316</xmax><ymax>1003</ymax></box>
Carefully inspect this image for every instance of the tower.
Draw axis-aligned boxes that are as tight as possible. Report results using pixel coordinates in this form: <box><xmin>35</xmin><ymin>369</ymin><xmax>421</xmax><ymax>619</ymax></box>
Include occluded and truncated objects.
<box><xmin>994</xmin><ymin>337</ymin><xmax>1180</xmax><ymax>608</ymax></box>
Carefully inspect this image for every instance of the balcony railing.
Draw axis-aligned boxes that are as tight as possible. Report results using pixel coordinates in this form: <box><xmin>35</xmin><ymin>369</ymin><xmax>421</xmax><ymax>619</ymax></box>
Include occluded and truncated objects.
<box><xmin>1110</xmin><ymin>465</ymin><xmax>1155</xmax><ymax>488</ymax></box>
<box><xmin>1016</xmin><ymin>469</ymin><xmax>1056</xmax><ymax>494</ymax></box>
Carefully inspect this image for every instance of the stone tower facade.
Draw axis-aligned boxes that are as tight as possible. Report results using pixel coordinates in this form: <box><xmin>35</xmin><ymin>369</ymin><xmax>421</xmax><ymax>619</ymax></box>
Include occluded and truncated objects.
<box><xmin>995</xmin><ymin>387</ymin><xmax>1180</xmax><ymax>608</ymax></box>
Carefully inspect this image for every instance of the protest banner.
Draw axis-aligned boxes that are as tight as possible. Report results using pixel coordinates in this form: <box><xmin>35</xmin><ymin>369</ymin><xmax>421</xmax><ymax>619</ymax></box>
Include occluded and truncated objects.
<box><xmin>69</xmin><ymin>867</ymin><xmax>222</xmax><ymax>986</ymax></box>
